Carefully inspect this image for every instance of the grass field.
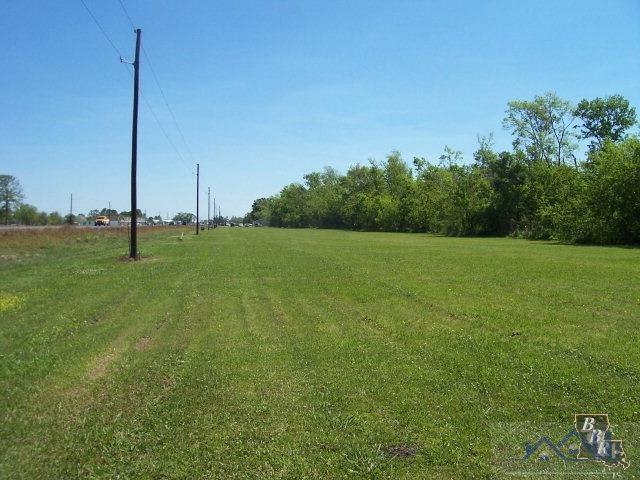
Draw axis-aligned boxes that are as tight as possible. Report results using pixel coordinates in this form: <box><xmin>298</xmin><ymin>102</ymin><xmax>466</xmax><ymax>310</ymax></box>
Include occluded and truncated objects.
<box><xmin>1</xmin><ymin>227</ymin><xmax>638</xmax><ymax>479</ymax></box>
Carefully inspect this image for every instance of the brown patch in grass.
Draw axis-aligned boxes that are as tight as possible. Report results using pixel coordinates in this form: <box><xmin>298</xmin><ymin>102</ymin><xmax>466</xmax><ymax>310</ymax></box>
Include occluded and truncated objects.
<box><xmin>135</xmin><ymin>335</ymin><xmax>152</xmax><ymax>352</ymax></box>
<box><xmin>65</xmin><ymin>385</ymin><xmax>88</xmax><ymax>400</ymax></box>
<box><xmin>384</xmin><ymin>444</ymin><xmax>420</xmax><ymax>458</ymax></box>
<box><xmin>86</xmin><ymin>347</ymin><xmax>121</xmax><ymax>381</ymax></box>
<box><xmin>152</xmin><ymin>377</ymin><xmax>175</xmax><ymax>403</ymax></box>
<box><xmin>162</xmin><ymin>377</ymin><xmax>174</xmax><ymax>390</ymax></box>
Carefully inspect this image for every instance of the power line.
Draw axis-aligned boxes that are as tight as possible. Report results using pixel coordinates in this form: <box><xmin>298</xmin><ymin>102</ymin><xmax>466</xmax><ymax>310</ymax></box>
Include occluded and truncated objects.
<box><xmin>79</xmin><ymin>0</ymin><xmax>193</xmax><ymax>175</ymax></box>
<box><xmin>116</xmin><ymin>0</ymin><xmax>136</xmax><ymax>30</ymax></box>
<box><xmin>120</xmin><ymin>64</ymin><xmax>192</xmax><ymax>173</ymax></box>
<box><xmin>140</xmin><ymin>88</ymin><xmax>194</xmax><ymax>174</ymax></box>
<box><xmin>79</xmin><ymin>0</ymin><xmax>124</xmax><ymax>58</ymax></box>
<box><xmin>142</xmin><ymin>45</ymin><xmax>198</xmax><ymax>164</ymax></box>
<box><xmin>116</xmin><ymin>0</ymin><xmax>198</xmax><ymax>166</ymax></box>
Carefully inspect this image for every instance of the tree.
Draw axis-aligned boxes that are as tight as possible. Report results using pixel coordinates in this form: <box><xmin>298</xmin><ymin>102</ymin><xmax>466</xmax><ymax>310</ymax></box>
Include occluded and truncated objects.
<box><xmin>14</xmin><ymin>204</ymin><xmax>39</xmax><ymax>225</ymax></box>
<box><xmin>48</xmin><ymin>211</ymin><xmax>63</xmax><ymax>225</ymax></box>
<box><xmin>37</xmin><ymin>211</ymin><xmax>48</xmax><ymax>225</ymax></box>
<box><xmin>474</xmin><ymin>137</ymin><xmax>527</xmax><ymax>235</ymax></box>
<box><xmin>64</xmin><ymin>213</ymin><xmax>76</xmax><ymax>225</ymax></box>
<box><xmin>173</xmin><ymin>212</ymin><xmax>195</xmax><ymax>225</ymax></box>
<box><xmin>301</xmin><ymin>167</ymin><xmax>345</xmax><ymax>228</ymax></box>
<box><xmin>246</xmin><ymin>197</ymin><xmax>271</xmax><ymax>224</ymax></box>
<box><xmin>119</xmin><ymin>209</ymin><xmax>142</xmax><ymax>218</ymax></box>
<box><xmin>0</xmin><ymin>175</ymin><xmax>24</xmax><ymax>224</ymax></box>
<box><xmin>248</xmin><ymin>137</ymin><xmax>639</xmax><ymax>244</ymax></box>
<box><xmin>269</xmin><ymin>183</ymin><xmax>308</xmax><ymax>227</ymax></box>
<box><xmin>579</xmin><ymin>138</ymin><xmax>640</xmax><ymax>244</ymax></box>
<box><xmin>100</xmin><ymin>208</ymin><xmax>118</xmax><ymax>218</ymax></box>
<box><xmin>438</xmin><ymin>145</ymin><xmax>463</xmax><ymax>167</ymax></box>
<box><xmin>340</xmin><ymin>162</ymin><xmax>386</xmax><ymax>230</ymax></box>
<box><xmin>381</xmin><ymin>152</ymin><xmax>414</xmax><ymax>231</ymax></box>
<box><xmin>503</xmin><ymin>92</ymin><xmax>577</xmax><ymax>165</ymax></box>
<box><xmin>575</xmin><ymin>95</ymin><xmax>637</xmax><ymax>151</ymax></box>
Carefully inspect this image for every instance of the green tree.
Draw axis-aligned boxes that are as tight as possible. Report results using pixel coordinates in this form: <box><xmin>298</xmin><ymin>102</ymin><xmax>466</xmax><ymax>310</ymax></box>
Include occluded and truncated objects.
<box><xmin>381</xmin><ymin>152</ymin><xmax>414</xmax><ymax>231</ymax></box>
<box><xmin>249</xmin><ymin>138</ymin><xmax>638</xmax><ymax>244</ymax></box>
<box><xmin>246</xmin><ymin>198</ymin><xmax>268</xmax><ymax>221</ymax></box>
<box><xmin>100</xmin><ymin>208</ymin><xmax>119</xmax><ymax>218</ymax></box>
<box><xmin>580</xmin><ymin>137</ymin><xmax>640</xmax><ymax>244</ymax></box>
<box><xmin>47</xmin><ymin>212</ymin><xmax>63</xmax><ymax>225</ymax></box>
<box><xmin>517</xmin><ymin>161</ymin><xmax>583</xmax><ymax>239</ymax></box>
<box><xmin>120</xmin><ymin>209</ymin><xmax>142</xmax><ymax>218</ymax></box>
<box><xmin>504</xmin><ymin>92</ymin><xmax>577</xmax><ymax>165</ymax></box>
<box><xmin>14</xmin><ymin>204</ymin><xmax>39</xmax><ymax>225</ymax></box>
<box><xmin>302</xmin><ymin>167</ymin><xmax>344</xmax><ymax>228</ymax></box>
<box><xmin>173</xmin><ymin>212</ymin><xmax>195</xmax><ymax>224</ymax></box>
<box><xmin>269</xmin><ymin>183</ymin><xmax>308</xmax><ymax>227</ymax></box>
<box><xmin>0</xmin><ymin>175</ymin><xmax>24</xmax><ymax>224</ymax></box>
<box><xmin>475</xmin><ymin>141</ymin><xmax>527</xmax><ymax>235</ymax></box>
<box><xmin>438</xmin><ymin>145</ymin><xmax>463</xmax><ymax>168</ymax></box>
<box><xmin>245</xmin><ymin>197</ymin><xmax>273</xmax><ymax>225</ymax></box>
<box><xmin>340</xmin><ymin>162</ymin><xmax>385</xmax><ymax>230</ymax></box>
<box><xmin>575</xmin><ymin>95</ymin><xmax>637</xmax><ymax>151</ymax></box>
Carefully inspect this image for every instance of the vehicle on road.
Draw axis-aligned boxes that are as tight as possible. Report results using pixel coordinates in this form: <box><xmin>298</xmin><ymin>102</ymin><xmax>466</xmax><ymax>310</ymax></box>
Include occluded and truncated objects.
<box><xmin>94</xmin><ymin>216</ymin><xmax>110</xmax><ymax>226</ymax></box>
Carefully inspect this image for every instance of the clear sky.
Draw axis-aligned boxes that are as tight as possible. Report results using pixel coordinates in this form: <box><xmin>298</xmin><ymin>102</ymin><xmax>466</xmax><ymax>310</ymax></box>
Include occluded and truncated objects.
<box><xmin>2</xmin><ymin>1</ymin><xmax>639</xmax><ymax>217</ymax></box>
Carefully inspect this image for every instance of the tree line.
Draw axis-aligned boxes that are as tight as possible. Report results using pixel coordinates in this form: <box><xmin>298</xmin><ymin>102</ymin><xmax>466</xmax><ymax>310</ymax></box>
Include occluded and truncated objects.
<box><xmin>246</xmin><ymin>93</ymin><xmax>639</xmax><ymax>244</ymax></box>
<box><xmin>0</xmin><ymin>175</ymin><xmax>71</xmax><ymax>226</ymax></box>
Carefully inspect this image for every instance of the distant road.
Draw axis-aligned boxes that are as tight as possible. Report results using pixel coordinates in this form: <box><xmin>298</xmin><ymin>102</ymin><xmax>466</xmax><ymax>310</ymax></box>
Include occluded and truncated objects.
<box><xmin>0</xmin><ymin>225</ymin><xmax>156</xmax><ymax>231</ymax></box>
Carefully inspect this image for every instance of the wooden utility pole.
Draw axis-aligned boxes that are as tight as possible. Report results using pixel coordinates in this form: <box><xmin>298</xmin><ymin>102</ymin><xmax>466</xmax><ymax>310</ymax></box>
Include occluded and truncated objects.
<box><xmin>196</xmin><ymin>163</ymin><xmax>200</xmax><ymax>235</ymax></box>
<box><xmin>70</xmin><ymin>193</ymin><xmax>73</xmax><ymax>216</ymax></box>
<box><xmin>129</xmin><ymin>28</ymin><xmax>141</xmax><ymax>259</ymax></box>
<box><xmin>207</xmin><ymin>187</ymin><xmax>211</xmax><ymax>230</ymax></box>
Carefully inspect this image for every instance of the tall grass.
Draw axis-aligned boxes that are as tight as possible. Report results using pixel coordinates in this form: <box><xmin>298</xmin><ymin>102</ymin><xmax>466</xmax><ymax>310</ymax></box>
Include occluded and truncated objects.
<box><xmin>0</xmin><ymin>225</ymin><xmax>180</xmax><ymax>251</ymax></box>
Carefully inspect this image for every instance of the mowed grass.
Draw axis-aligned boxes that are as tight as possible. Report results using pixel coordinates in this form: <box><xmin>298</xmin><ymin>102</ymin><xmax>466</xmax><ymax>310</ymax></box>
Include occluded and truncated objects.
<box><xmin>0</xmin><ymin>227</ymin><xmax>638</xmax><ymax>479</ymax></box>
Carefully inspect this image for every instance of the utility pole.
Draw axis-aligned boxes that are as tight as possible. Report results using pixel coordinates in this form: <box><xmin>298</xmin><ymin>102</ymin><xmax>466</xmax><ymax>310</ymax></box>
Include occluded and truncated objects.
<box><xmin>70</xmin><ymin>193</ymin><xmax>73</xmax><ymax>216</ymax></box>
<box><xmin>213</xmin><ymin>197</ymin><xmax>216</xmax><ymax>227</ymax></box>
<box><xmin>207</xmin><ymin>187</ymin><xmax>211</xmax><ymax>230</ymax></box>
<box><xmin>127</xmin><ymin>29</ymin><xmax>141</xmax><ymax>259</ymax></box>
<box><xmin>218</xmin><ymin>206</ymin><xmax>221</xmax><ymax>225</ymax></box>
<box><xmin>196</xmin><ymin>163</ymin><xmax>200</xmax><ymax>235</ymax></box>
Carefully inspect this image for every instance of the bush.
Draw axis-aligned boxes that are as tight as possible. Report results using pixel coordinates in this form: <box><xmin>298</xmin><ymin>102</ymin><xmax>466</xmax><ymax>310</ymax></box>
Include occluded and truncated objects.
<box><xmin>580</xmin><ymin>138</ymin><xmax>640</xmax><ymax>244</ymax></box>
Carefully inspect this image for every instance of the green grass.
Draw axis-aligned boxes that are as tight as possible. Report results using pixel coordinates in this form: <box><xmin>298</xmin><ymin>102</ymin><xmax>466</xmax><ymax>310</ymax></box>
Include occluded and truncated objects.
<box><xmin>1</xmin><ymin>227</ymin><xmax>638</xmax><ymax>479</ymax></box>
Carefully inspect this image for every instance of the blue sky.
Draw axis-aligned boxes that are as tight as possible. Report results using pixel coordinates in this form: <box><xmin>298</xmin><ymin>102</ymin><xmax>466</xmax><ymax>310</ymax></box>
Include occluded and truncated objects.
<box><xmin>1</xmin><ymin>1</ymin><xmax>639</xmax><ymax>217</ymax></box>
